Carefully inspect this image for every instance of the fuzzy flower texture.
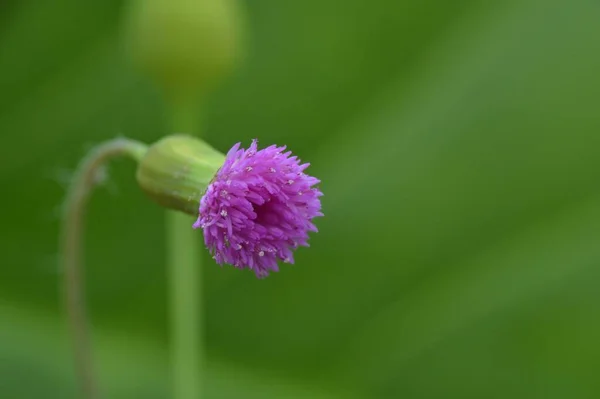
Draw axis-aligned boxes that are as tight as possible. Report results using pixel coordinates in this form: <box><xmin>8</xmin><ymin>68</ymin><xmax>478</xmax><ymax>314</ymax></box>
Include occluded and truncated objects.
<box><xmin>193</xmin><ymin>140</ymin><xmax>323</xmax><ymax>278</ymax></box>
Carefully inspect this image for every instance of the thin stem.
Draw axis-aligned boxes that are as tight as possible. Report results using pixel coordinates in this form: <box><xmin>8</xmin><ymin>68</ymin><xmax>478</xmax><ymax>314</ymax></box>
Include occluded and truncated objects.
<box><xmin>60</xmin><ymin>138</ymin><xmax>148</xmax><ymax>399</ymax></box>
<box><xmin>167</xmin><ymin>97</ymin><xmax>203</xmax><ymax>399</ymax></box>
<box><xmin>167</xmin><ymin>211</ymin><xmax>202</xmax><ymax>399</ymax></box>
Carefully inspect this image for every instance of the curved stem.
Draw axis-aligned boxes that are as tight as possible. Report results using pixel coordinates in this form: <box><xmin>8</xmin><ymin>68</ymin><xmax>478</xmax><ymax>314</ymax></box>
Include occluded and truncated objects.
<box><xmin>60</xmin><ymin>138</ymin><xmax>148</xmax><ymax>399</ymax></box>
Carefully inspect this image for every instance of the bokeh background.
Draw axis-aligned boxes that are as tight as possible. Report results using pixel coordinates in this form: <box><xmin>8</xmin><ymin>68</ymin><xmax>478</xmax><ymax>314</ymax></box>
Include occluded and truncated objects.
<box><xmin>2</xmin><ymin>0</ymin><xmax>600</xmax><ymax>397</ymax></box>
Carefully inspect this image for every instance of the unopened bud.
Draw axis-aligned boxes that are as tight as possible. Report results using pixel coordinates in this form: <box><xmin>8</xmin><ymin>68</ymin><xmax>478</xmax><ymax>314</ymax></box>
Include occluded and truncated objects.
<box><xmin>124</xmin><ymin>0</ymin><xmax>244</xmax><ymax>99</ymax></box>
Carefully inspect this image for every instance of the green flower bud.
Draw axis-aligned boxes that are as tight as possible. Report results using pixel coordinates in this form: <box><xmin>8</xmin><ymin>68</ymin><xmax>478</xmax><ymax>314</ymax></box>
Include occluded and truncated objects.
<box><xmin>124</xmin><ymin>0</ymin><xmax>244</xmax><ymax>99</ymax></box>
<box><xmin>136</xmin><ymin>135</ymin><xmax>225</xmax><ymax>215</ymax></box>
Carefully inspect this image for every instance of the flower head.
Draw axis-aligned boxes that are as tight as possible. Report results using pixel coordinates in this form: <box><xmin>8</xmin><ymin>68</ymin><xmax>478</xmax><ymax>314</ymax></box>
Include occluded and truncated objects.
<box><xmin>193</xmin><ymin>139</ymin><xmax>323</xmax><ymax>278</ymax></box>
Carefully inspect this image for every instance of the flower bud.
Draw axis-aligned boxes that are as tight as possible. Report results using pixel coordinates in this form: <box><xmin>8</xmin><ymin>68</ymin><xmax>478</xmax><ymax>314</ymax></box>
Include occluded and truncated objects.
<box><xmin>136</xmin><ymin>135</ymin><xmax>225</xmax><ymax>215</ymax></box>
<box><xmin>124</xmin><ymin>0</ymin><xmax>244</xmax><ymax>99</ymax></box>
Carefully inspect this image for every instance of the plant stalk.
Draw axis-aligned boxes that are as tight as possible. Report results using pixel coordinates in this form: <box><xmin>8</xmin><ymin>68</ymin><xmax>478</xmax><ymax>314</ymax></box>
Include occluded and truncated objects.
<box><xmin>168</xmin><ymin>97</ymin><xmax>203</xmax><ymax>399</ymax></box>
<box><xmin>60</xmin><ymin>138</ymin><xmax>148</xmax><ymax>399</ymax></box>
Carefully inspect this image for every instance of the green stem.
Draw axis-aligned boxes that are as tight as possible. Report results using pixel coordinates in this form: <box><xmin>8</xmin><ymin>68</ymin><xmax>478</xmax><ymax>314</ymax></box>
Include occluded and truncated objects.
<box><xmin>167</xmin><ymin>211</ymin><xmax>202</xmax><ymax>399</ymax></box>
<box><xmin>167</xmin><ymin>97</ymin><xmax>203</xmax><ymax>399</ymax></box>
<box><xmin>60</xmin><ymin>138</ymin><xmax>148</xmax><ymax>399</ymax></box>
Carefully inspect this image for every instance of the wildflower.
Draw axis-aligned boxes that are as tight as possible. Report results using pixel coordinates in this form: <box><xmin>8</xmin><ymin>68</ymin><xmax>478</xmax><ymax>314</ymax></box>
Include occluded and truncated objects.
<box><xmin>193</xmin><ymin>140</ymin><xmax>323</xmax><ymax>277</ymax></box>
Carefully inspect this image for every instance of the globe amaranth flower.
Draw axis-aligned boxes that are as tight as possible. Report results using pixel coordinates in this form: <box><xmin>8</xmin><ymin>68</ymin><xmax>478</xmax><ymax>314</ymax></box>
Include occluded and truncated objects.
<box><xmin>193</xmin><ymin>139</ymin><xmax>323</xmax><ymax>278</ymax></box>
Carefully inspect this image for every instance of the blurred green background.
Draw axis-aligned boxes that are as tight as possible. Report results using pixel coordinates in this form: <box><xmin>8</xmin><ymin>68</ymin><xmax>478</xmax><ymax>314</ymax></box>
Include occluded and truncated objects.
<box><xmin>2</xmin><ymin>0</ymin><xmax>600</xmax><ymax>397</ymax></box>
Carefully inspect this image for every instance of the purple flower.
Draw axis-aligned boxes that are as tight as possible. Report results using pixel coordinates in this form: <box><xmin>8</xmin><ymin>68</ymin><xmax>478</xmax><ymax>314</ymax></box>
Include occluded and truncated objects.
<box><xmin>193</xmin><ymin>140</ymin><xmax>323</xmax><ymax>278</ymax></box>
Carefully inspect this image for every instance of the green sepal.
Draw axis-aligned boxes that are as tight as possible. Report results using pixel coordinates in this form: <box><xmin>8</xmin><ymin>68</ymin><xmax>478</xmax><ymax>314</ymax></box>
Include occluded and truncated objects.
<box><xmin>136</xmin><ymin>135</ymin><xmax>224</xmax><ymax>215</ymax></box>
